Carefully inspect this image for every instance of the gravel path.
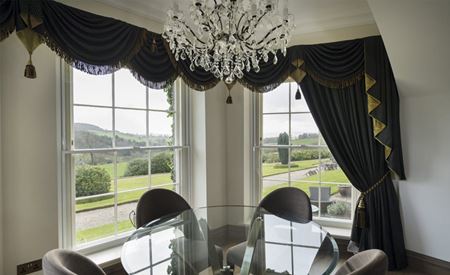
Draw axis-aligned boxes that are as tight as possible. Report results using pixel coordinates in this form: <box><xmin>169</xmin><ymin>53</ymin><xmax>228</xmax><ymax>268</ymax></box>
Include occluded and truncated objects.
<box><xmin>262</xmin><ymin>167</ymin><xmax>317</xmax><ymax>188</ymax></box>
<box><xmin>76</xmin><ymin>201</ymin><xmax>137</xmax><ymax>230</ymax></box>
<box><xmin>76</xmin><ymin>167</ymin><xmax>319</xmax><ymax>230</ymax></box>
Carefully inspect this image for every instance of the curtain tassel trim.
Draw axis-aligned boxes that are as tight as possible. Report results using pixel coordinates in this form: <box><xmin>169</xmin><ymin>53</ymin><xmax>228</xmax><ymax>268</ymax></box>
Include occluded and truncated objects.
<box><xmin>24</xmin><ymin>54</ymin><xmax>36</xmax><ymax>79</ymax></box>
<box><xmin>356</xmin><ymin>171</ymin><xmax>391</xmax><ymax>228</ymax></box>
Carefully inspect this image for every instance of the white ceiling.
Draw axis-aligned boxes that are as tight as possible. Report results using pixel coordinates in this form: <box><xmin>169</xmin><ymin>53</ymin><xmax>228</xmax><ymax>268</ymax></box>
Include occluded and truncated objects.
<box><xmin>95</xmin><ymin>0</ymin><xmax>375</xmax><ymax>35</ymax></box>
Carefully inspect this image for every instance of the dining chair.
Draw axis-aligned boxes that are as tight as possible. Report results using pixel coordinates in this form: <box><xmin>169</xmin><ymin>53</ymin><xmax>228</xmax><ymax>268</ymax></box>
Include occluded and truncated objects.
<box><xmin>334</xmin><ymin>249</ymin><xmax>388</xmax><ymax>275</ymax></box>
<box><xmin>134</xmin><ymin>188</ymin><xmax>191</xmax><ymax>228</ymax></box>
<box><xmin>227</xmin><ymin>187</ymin><xmax>313</xmax><ymax>269</ymax></box>
<box><xmin>42</xmin><ymin>249</ymin><xmax>106</xmax><ymax>275</ymax></box>
<box><xmin>131</xmin><ymin>189</ymin><xmax>224</xmax><ymax>268</ymax></box>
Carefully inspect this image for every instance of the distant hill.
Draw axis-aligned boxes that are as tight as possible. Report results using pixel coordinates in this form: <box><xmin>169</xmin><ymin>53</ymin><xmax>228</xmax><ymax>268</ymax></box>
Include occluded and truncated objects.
<box><xmin>74</xmin><ymin>123</ymin><xmax>171</xmax><ymax>150</ymax></box>
<box><xmin>74</xmin><ymin>123</ymin><xmax>104</xmax><ymax>132</ymax></box>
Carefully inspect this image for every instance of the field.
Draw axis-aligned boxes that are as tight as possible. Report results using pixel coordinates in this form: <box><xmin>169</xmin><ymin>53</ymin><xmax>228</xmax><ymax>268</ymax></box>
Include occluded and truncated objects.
<box><xmin>262</xmin><ymin>169</ymin><xmax>349</xmax><ymax>198</ymax></box>
<box><xmin>262</xmin><ymin>159</ymin><xmax>324</xmax><ymax>177</ymax></box>
<box><xmin>76</xmin><ymin>173</ymin><xmax>173</xmax><ymax>211</ymax></box>
<box><xmin>75</xmin><ymin>158</ymin><xmax>350</xmax><ymax>244</ymax></box>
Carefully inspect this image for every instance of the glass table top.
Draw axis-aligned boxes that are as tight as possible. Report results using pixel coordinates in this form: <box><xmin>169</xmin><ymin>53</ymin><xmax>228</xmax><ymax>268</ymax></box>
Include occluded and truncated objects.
<box><xmin>121</xmin><ymin>206</ymin><xmax>339</xmax><ymax>275</ymax></box>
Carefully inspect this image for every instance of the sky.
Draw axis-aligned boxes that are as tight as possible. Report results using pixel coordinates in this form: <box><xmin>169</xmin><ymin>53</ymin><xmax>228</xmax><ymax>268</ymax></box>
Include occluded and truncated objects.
<box><xmin>72</xmin><ymin>70</ymin><xmax>319</xmax><ymax>138</ymax></box>
<box><xmin>262</xmin><ymin>83</ymin><xmax>319</xmax><ymax>138</ymax></box>
<box><xmin>73</xmin><ymin>69</ymin><xmax>172</xmax><ymax>136</ymax></box>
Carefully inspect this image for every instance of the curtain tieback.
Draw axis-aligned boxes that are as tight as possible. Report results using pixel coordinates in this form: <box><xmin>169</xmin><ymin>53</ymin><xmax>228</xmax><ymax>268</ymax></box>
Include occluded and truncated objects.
<box><xmin>356</xmin><ymin>171</ymin><xmax>391</xmax><ymax>228</ymax></box>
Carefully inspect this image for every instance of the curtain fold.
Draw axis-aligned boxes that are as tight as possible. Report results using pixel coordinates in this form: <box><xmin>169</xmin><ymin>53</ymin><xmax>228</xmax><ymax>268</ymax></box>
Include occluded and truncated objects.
<box><xmin>364</xmin><ymin>36</ymin><xmax>406</xmax><ymax>179</ymax></box>
<box><xmin>300</xmin><ymin>76</ymin><xmax>407</xmax><ymax>270</ymax></box>
<box><xmin>35</xmin><ymin>0</ymin><xmax>146</xmax><ymax>75</ymax></box>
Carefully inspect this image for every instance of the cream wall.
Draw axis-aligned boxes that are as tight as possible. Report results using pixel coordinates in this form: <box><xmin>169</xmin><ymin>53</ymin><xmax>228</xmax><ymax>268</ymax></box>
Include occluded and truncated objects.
<box><xmin>367</xmin><ymin>0</ymin><xmax>450</xmax><ymax>262</ymax></box>
<box><xmin>0</xmin><ymin>39</ymin><xmax>4</xmax><ymax>274</ymax></box>
<box><xmin>1</xmin><ymin>35</ymin><xmax>59</xmax><ymax>275</ymax></box>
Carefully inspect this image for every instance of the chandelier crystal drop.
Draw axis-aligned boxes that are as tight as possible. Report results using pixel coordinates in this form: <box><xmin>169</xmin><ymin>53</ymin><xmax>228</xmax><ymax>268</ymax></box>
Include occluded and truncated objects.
<box><xmin>162</xmin><ymin>0</ymin><xmax>294</xmax><ymax>84</ymax></box>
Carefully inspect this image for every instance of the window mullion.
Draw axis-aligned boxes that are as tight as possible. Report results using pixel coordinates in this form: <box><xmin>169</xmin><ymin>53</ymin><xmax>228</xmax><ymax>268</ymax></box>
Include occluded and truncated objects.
<box><xmin>288</xmin><ymin>82</ymin><xmax>292</xmax><ymax>187</ymax></box>
<box><xmin>147</xmin><ymin>86</ymin><xmax>152</xmax><ymax>189</ymax></box>
<box><xmin>112</xmin><ymin>72</ymin><xmax>119</xmax><ymax>236</ymax></box>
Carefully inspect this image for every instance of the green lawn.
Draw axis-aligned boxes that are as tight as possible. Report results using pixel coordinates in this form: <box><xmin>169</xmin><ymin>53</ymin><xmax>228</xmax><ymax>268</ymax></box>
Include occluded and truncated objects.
<box><xmin>97</xmin><ymin>162</ymin><xmax>128</xmax><ymax>178</ymax></box>
<box><xmin>77</xmin><ymin>219</ymin><xmax>134</xmax><ymax>243</ymax></box>
<box><xmin>76</xmin><ymin>173</ymin><xmax>173</xmax><ymax>212</ymax></box>
<box><xmin>262</xmin><ymin>169</ymin><xmax>349</xmax><ymax>198</ymax></box>
<box><xmin>262</xmin><ymin>159</ymin><xmax>325</xmax><ymax>177</ymax></box>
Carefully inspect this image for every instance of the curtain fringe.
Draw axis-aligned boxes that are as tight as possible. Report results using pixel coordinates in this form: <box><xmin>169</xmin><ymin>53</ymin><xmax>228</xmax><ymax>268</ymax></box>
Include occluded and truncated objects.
<box><xmin>306</xmin><ymin>68</ymin><xmax>364</xmax><ymax>89</ymax></box>
<box><xmin>38</xmin><ymin>28</ymin><xmax>147</xmax><ymax>75</ymax></box>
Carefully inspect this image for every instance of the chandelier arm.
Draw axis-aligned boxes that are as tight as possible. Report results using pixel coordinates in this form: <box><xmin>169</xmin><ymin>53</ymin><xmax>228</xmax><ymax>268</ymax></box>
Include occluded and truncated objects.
<box><xmin>212</xmin><ymin>4</ymin><xmax>223</xmax><ymax>32</ymax></box>
<box><xmin>241</xmin><ymin>10</ymin><xmax>268</xmax><ymax>42</ymax></box>
<box><xmin>236</xmin><ymin>13</ymin><xmax>245</xmax><ymax>35</ymax></box>
<box><xmin>181</xmin><ymin>21</ymin><xmax>206</xmax><ymax>45</ymax></box>
<box><xmin>254</xmin><ymin>10</ymin><xmax>269</xmax><ymax>28</ymax></box>
<box><xmin>256</xmin><ymin>24</ymin><xmax>284</xmax><ymax>45</ymax></box>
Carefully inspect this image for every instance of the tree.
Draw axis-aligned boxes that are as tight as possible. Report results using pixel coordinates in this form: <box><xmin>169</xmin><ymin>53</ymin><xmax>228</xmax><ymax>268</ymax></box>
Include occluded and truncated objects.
<box><xmin>277</xmin><ymin>132</ymin><xmax>289</xmax><ymax>164</ymax></box>
<box><xmin>76</xmin><ymin>166</ymin><xmax>111</xmax><ymax>197</ymax></box>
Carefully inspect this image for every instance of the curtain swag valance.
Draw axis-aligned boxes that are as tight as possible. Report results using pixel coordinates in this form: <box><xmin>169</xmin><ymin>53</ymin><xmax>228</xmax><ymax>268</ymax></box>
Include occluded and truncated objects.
<box><xmin>0</xmin><ymin>0</ymin><xmax>405</xmax><ymax>180</ymax></box>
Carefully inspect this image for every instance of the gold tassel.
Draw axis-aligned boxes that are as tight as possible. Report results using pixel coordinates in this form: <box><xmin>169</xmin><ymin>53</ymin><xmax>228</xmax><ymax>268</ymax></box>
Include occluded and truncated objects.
<box><xmin>226</xmin><ymin>90</ymin><xmax>233</xmax><ymax>104</ymax></box>
<box><xmin>24</xmin><ymin>55</ymin><xmax>36</xmax><ymax>79</ymax></box>
<box><xmin>356</xmin><ymin>194</ymin><xmax>367</xmax><ymax>228</ymax></box>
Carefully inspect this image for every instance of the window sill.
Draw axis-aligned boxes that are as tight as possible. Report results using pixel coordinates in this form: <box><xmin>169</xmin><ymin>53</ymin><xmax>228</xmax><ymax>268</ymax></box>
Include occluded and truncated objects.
<box><xmin>323</xmin><ymin>226</ymin><xmax>351</xmax><ymax>240</ymax></box>
<box><xmin>86</xmin><ymin>245</ymin><xmax>122</xmax><ymax>268</ymax></box>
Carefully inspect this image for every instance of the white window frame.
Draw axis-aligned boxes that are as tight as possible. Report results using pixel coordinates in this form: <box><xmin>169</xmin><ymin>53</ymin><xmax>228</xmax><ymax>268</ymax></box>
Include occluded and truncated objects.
<box><xmin>57</xmin><ymin>61</ymin><xmax>191</xmax><ymax>254</ymax></box>
<box><xmin>251</xmin><ymin>81</ymin><xmax>357</xmax><ymax>229</ymax></box>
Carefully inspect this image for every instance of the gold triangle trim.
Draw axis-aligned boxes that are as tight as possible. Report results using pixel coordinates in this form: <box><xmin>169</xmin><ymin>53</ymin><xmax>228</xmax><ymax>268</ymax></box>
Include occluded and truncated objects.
<box><xmin>365</xmin><ymin>73</ymin><xmax>376</xmax><ymax>91</ymax></box>
<box><xmin>367</xmin><ymin>94</ymin><xmax>381</xmax><ymax>113</ymax></box>
<box><xmin>291</xmin><ymin>58</ymin><xmax>304</xmax><ymax>68</ymax></box>
<box><xmin>290</xmin><ymin>69</ymin><xmax>307</xmax><ymax>83</ymax></box>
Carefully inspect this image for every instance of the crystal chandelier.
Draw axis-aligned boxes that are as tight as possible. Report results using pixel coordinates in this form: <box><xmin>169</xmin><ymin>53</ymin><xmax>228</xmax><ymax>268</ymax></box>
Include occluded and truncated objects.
<box><xmin>162</xmin><ymin>0</ymin><xmax>294</xmax><ymax>84</ymax></box>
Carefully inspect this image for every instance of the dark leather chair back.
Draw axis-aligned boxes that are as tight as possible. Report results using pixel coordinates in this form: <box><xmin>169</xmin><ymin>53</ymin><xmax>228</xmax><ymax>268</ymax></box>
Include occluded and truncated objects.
<box><xmin>135</xmin><ymin>188</ymin><xmax>191</xmax><ymax>228</ymax></box>
<box><xmin>259</xmin><ymin>187</ymin><xmax>312</xmax><ymax>222</ymax></box>
<box><xmin>43</xmin><ymin>249</ymin><xmax>106</xmax><ymax>275</ymax></box>
<box><xmin>334</xmin><ymin>249</ymin><xmax>388</xmax><ymax>275</ymax></box>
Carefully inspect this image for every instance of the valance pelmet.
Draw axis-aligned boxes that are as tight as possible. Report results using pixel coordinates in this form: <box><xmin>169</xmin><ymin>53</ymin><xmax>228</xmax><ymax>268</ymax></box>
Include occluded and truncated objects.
<box><xmin>35</xmin><ymin>0</ymin><xmax>147</xmax><ymax>75</ymax></box>
<box><xmin>127</xmin><ymin>33</ymin><xmax>178</xmax><ymax>90</ymax></box>
<box><xmin>0</xmin><ymin>0</ymin><xmax>405</xmax><ymax>178</ymax></box>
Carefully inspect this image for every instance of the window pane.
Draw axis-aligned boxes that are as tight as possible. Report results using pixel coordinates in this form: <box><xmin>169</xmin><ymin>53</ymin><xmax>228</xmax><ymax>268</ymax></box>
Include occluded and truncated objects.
<box><xmin>291</xmin><ymin>113</ymin><xmax>320</xmax><ymax>145</ymax></box>
<box><xmin>74</xmin><ymin>153</ymin><xmax>116</xmax><ymax>245</ymax></box>
<box><xmin>73</xmin><ymin>70</ymin><xmax>112</xmax><ymax>106</ymax></box>
<box><xmin>291</xmin><ymin>85</ymin><xmax>309</xmax><ymax>113</ymax></box>
<box><xmin>73</xmin><ymin>106</ymin><xmax>113</xmax><ymax>149</ymax></box>
<box><xmin>262</xmin><ymin>114</ymin><xmax>289</xmax><ymax>145</ymax></box>
<box><xmin>149</xmin><ymin>88</ymin><xmax>172</xmax><ymax>111</ymax></box>
<box><xmin>149</xmin><ymin>112</ymin><xmax>174</xmax><ymax>146</ymax></box>
<box><xmin>289</xmin><ymin>147</ymin><xmax>321</xmax><ymax>179</ymax></box>
<box><xmin>116</xmin><ymin>153</ymin><xmax>150</xmax><ymax>234</ymax></box>
<box><xmin>151</xmin><ymin>150</ymin><xmax>176</xmax><ymax>188</ymax></box>
<box><xmin>323</xmin><ymin>183</ymin><xmax>352</xmax><ymax>220</ymax></box>
<box><xmin>115</xmin><ymin>109</ymin><xmax>147</xmax><ymax>141</ymax></box>
<box><xmin>261</xmin><ymin>148</ymin><xmax>288</xmax><ymax>198</ymax></box>
<box><xmin>114</xmin><ymin>69</ymin><xmax>146</xmax><ymax>109</ymax></box>
<box><xmin>263</xmin><ymin>82</ymin><xmax>289</xmax><ymax>113</ymax></box>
